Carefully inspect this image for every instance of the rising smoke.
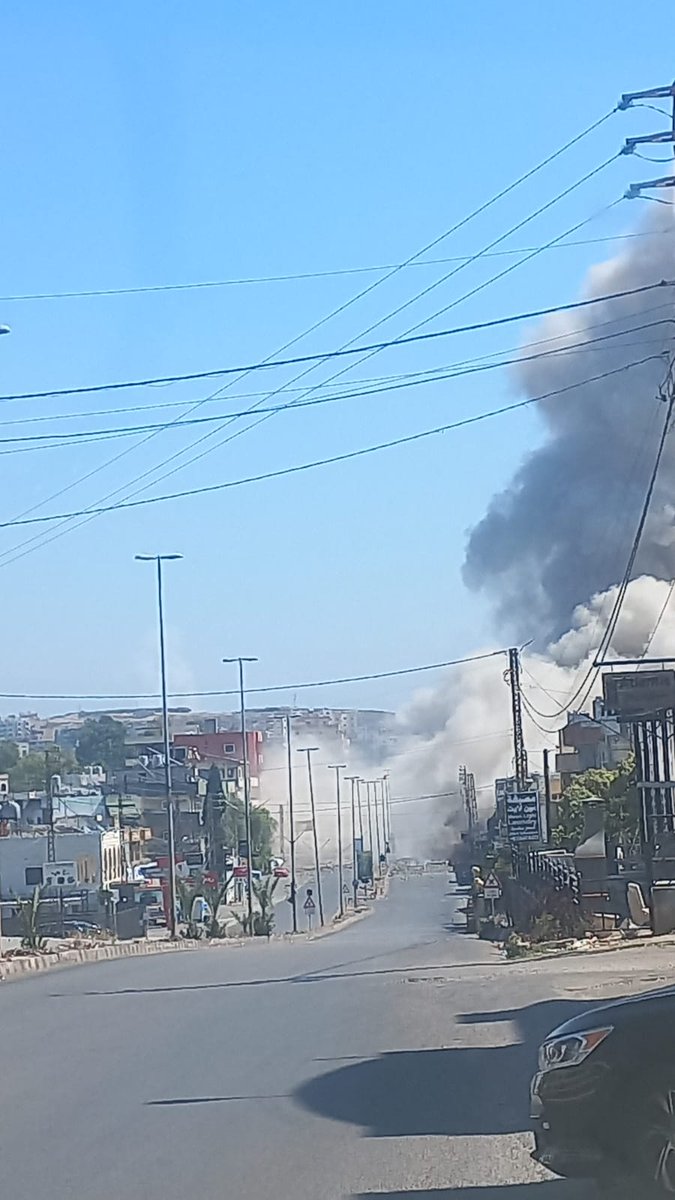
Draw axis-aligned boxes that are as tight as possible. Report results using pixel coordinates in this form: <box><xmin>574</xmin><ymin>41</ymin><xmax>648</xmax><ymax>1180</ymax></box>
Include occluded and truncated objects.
<box><xmin>387</xmin><ymin>209</ymin><xmax>675</xmax><ymax>857</ymax></box>
<box><xmin>464</xmin><ymin>207</ymin><xmax>675</xmax><ymax>642</ymax></box>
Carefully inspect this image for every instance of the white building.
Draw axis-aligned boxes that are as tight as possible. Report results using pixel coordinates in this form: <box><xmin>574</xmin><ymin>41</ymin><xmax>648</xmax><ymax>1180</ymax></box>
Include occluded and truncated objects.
<box><xmin>0</xmin><ymin>829</ymin><xmax>123</xmax><ymax>900</ymax></box>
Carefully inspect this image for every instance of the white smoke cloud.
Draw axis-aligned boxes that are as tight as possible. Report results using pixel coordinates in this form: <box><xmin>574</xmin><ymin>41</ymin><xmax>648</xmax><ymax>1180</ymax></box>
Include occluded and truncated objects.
<box><xmin>387</xmin><ymin>573</ymin><xmax>675</xmax><ymax>858</ymax></box>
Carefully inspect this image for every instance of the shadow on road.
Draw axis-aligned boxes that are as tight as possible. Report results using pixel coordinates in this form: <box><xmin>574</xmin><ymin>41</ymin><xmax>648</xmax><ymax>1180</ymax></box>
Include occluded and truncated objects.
<box><xmin>351</xmin><ymin>1184</ymin><xmax>595</xmax><ymax>1197</ymax></box>
<box><xmin>146</xmin><ymin>1093</ymin><xmax>289</xmax><ymax>1105</ymax></box>
<box><xmin>295</xmin><ymin>997</ymin><xmax>596</xmax><ymax>1138</ymax></box>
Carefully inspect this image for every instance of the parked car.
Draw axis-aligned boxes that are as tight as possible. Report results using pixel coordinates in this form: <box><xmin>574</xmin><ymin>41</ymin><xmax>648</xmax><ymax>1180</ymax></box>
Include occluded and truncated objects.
<box><xmin>40</xmin><ymin>919</ymin><xmax>103</xmax><ymax>938</ymax></box>
<box><xmin>531</xmin><ymin>985</ymin><xmax>675</xmax><ymax>1195</ymax></box>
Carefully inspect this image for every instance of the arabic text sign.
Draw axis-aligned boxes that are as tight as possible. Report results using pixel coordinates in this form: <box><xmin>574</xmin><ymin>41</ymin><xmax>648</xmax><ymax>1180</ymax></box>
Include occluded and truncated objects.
<box><xmin>506</xmin><ymin>791</ymin><xmax>541</xmax><ymax>843</ymax></box>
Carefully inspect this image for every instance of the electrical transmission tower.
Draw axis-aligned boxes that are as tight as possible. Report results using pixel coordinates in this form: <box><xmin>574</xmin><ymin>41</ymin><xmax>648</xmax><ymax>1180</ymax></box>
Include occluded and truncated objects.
<box><xmin>619</xmin><ymin>81</ymin><xmax>675</xmax><ymax>200</ymax></box>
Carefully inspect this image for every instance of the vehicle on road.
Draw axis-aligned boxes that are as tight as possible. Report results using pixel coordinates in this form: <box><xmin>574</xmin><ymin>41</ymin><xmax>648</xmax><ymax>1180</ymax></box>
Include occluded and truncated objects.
<box><xmin>531</xmin><ymin>985</ymin><xmax>675</xmax><ymax>1196</ymax></box>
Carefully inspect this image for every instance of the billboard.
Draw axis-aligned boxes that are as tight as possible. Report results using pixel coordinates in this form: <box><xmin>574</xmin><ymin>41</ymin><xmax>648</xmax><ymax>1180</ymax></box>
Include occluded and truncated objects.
<box><xmin>505</xmin><ymin>791</ymin><xmax>541</xmax><ymax>843</ymax></box>
<box><xmin>603</xmin><ymin>670</ymin><xmax>675</xmax><ymax>721</ymax></box>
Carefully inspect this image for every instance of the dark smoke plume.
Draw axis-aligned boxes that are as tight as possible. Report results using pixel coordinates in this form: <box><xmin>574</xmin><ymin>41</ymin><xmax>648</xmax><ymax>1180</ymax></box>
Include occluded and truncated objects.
<box><xmin>463</xmin><ymin>209</ymin><xmax>675</xmax><ymax>643</ymax></box>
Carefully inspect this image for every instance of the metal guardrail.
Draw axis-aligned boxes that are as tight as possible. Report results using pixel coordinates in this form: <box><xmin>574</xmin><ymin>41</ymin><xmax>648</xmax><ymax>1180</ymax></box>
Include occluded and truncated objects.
<box><xmin>514</xmin><ymin>848</ymin><xmax>581</xmax><ymax>904</ymax></box>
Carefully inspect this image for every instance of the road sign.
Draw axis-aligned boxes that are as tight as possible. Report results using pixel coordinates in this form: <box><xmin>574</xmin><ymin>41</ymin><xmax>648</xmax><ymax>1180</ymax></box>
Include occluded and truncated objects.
<box><xmin>342</xmin><ymin>883</ymin><xmax>350</xmax><ymax>895</ymax></box>
<box><xmin>303</xmin><ymin>895</ymin><xmax>316</xmax><ymax>912</ymax></box>
<box><xmin>483</xmin><ymin>871</ymin><xmax>502</xmax><ymax>900</ymax></box>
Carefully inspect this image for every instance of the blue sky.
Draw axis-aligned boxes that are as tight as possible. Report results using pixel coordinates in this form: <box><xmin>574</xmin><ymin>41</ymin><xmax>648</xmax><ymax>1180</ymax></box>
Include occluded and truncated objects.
<box><xmin>0</xmin><ymin>1</ymin><xmax>673</xmax><ymax>714</ymax></box>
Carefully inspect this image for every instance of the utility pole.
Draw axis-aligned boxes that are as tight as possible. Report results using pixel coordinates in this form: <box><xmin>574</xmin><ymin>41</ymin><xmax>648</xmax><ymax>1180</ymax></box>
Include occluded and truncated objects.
<box><xmin>285</xmin><ymin>712</ymin><xmax>298</xmax><ymax>934</ymax></box>
<box><xmin>136</xmin><ymin>553</ymin><xmax>182</xmax><ymax>937</ymax></box>
<box><xmin>459</xmin><ymin>765</ymin><xmax>478</xmax><ymax>833</ymax></box>
<box><xmin>45</xmin><ymin>750</ymin><xmax>55</xmax><ymax>863</ymax></box>
<box><xmin>223</xmin><ymin>656</ymin><xmax>258</xmax><ymax>936</ymax></box>
<box><xmin>328</xmin><ymin>764</ymin><xmax>347</xmax><ymax>917</ymax></box>
<box><xmin>543</xmin><ymin>748</ymin><xmax>553</xmax><ymax>845</ymax></box>
<box><xmin>356</xmin><ymin>776</ymin><xmax>364</xmax><ymax>841</ymax></box>
<box><xmin>298</xmin><ymin>747</ymin><xmax>324</xmax><ymax>926</ymax></box>
<box><xmin>345</xmin><ymin>774</ymin><xmax>360</xmax><ymax>909</ymax></box>
<box><xmin>620</xmin><ymin>82</ymin><xmax>675</xmax><ymax>200</ymax></box>
<box><xmin>508</xmin><ymin>647</ymin><xmax>528</xmax><ymax>790</ymax></box>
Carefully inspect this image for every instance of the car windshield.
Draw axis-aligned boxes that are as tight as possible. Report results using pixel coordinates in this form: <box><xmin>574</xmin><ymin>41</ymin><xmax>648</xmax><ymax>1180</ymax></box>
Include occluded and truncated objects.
<box><xmin>1</xmin><ymin>6</ymin><xmax>675</xmax><ymax>1198</ymax></box>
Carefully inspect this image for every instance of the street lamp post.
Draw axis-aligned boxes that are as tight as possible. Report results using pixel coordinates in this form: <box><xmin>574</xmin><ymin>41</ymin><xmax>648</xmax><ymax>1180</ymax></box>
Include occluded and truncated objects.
<box><xmin>285</xmin><ymin>712</ymin><xmax>298</xmax><ymax>934</ymax></box>
<box><xmin>365</xmin><ymin>780</ymin><xmax>375</xmax><ymax>888</ymax></box>
<box><xmin>298</xmin><ymin>747</ymin><xmax>324</xmax><ymax>926</ymax></box>
<box><xmin>382</xmin><ymin>771</ymin><xmax>392</xmax><ymax>853</ymax></box>
<box><xmin>372</xmin><ymin>780</ymin><xmax>383</xmax><ymax>877</ymax></box>
<box><xmin>223</xmin><ymin>656</ymin><xmax>258</xmax><ymax>936</ymax></box>
<box><xmin>327</xmin><ymin>764</ymin><xmax>347</xmax><ymax>917</ymax></box>
<box><xmin>345</xmin><ymin>775</ymin><xmax>360</xmax><ymax>909</ymax></box>
<box><xmin>135</xmin><ymin>553</ymin><xmax>182</xmax><ymax>938</ymax></box>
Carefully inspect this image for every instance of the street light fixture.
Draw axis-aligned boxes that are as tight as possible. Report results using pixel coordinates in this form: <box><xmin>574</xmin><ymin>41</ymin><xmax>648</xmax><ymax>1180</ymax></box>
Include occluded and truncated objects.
<box><xmin>297</xmin><ymin>746</ymin><xmax>324</xmax><ymax>926</ymax></box>
<box><xmin>0</xmin><ymin>326</ymin><xmax>10</xmax><ymax>336</ymax></box>
<box><xmin>135</xmin><ymin>553</ymin><xmax>183</xmax><ymax>937</ymax></box>
<box><xmin>223</xmin><ymin>656</ymin><xmax>258</xmax><ymax>936</ymax></box>
<box><xmin>327</xmin><ymin>764</ymin><xmax>347</xmax><ymax>917</ymax></box>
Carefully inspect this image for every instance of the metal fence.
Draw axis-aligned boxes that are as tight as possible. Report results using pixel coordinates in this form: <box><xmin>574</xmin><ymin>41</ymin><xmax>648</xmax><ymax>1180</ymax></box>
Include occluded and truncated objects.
<box><xmin>514</xmin><ymin>848</ymin><xmax>581</xmax><ymax>904</ymax></box>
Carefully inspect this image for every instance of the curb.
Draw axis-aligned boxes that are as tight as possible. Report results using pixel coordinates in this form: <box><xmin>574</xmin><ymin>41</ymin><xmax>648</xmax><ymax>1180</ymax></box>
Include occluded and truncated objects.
<box><xmin>0</xmin><ymin>935</ymin><xmax>216</xmax><ymax>983</ymax></box>
<box><xmin>306</xmin><ymin>904</ymin><xmax>372</xmax><ymax>940</ymax></box>
<box><xmin>502</xmin><ymin>931</ymin><xmax>675</xmax><ymax>965</ymax></box>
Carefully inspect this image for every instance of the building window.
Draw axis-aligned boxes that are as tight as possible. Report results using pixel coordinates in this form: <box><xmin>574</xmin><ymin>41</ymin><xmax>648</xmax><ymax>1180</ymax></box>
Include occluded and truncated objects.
<box><xmin>225</xmin><ymin>743</ymin><xmax>235</xmax><ymax>754</ymax></box>
<box><xmin>25</xmin><ymin>866</ymin><xmax>43</xmax><ymax>886</ymax></box>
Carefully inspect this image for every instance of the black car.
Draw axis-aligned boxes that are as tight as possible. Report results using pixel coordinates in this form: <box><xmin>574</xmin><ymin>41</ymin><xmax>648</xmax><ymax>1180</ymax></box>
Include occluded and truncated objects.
<box><xmin>531</xmin><ymin>985</ymin><xmax>675</xmax><ymax>1196</ymax></box>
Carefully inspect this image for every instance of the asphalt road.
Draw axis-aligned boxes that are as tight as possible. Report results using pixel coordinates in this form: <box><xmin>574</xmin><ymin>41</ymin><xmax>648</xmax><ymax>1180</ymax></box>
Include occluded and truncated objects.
<box><xmin>2</xmin><ymin>874</ymin><xmax>672</xmax><ymax>1199</ymax></box>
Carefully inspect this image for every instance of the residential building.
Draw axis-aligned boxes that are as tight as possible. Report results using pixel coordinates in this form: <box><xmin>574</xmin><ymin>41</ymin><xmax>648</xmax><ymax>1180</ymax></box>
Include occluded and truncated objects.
<box><xmin>0</xmin><ymin>828</ymin><xmax>123</xmax><ymax>900</ymax></box>
<box><xmin>555</xmin><ymin>700</ymin><xmax>632</xmax><ymax>787</ymax></box>
<box><xmin>173</xmin><ymin>730</ymin><xmax>263</xmax><ymax>783</ymax></box>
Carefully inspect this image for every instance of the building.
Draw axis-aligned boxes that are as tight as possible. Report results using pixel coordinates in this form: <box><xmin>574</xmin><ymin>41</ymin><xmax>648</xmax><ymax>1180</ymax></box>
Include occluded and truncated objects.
<box><xmin>173</xmin><ymin>730</ymin><xmax>263</xmax><ymax>783</ymax></box>
<box><xmin>0</xmin><ymin>828</ymin><xmax>124</xmax><ymax>900</ymax></box>
<box><xmin>555</xmin><ymin>700</ymin><xmax>632</xmax><ymax>787</ymax></box>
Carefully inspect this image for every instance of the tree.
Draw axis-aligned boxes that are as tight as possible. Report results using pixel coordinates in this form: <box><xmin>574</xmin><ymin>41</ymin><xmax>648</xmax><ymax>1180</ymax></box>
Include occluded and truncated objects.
<box><xmin>218</xmin><ymin>792</ymin><xmax>277</xmax><ymax>869</ymax></box>
<box><xmin>0</xmin><ymin>740</ymin><xmax>19</xmax><ymax>773</ymax></box>
<box><xmin>20</xmin><ymin>886</ymin><xmax>47</xmax><ymax>951</ymax></box>
<box><xmin>9</xmin><ymin>747</ymin><xmax>76</xmax><ymax>794</ymax></box>
<box><xmin>553</xmin><ymin>756</ymin><xmax>639</xmax><ymax>849</ymax></box>
<box><xmin>75</xmin><ymin>716</ymin><xmax>126</xmax><ymax>770</ymax></box>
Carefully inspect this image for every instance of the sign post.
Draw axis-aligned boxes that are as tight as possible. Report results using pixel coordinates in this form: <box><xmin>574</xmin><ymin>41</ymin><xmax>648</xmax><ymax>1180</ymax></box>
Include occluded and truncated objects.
<box><xmin>483</xmin><ymin>870</ymin><xmax>502</xmax><ymax>919</ymax></box>
<box><xmin>303</xmin><ymin>887</ymin><xmax>316</xmax><ymax>931</ymax></box>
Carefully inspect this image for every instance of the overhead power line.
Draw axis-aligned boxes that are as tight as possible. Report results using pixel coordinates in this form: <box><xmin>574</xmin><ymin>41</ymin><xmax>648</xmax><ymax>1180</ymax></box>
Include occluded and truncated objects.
<box><xmin>0</xmin><ymin>121</ymin><xmax>625</xmax><ymax>563</ymax></box>
<box><xmin>5</xmin><ymin>301</ymin><xmax>672</xmax><ymax>426</ymax></box>
<box><xmin>10</xmin><ymin>231</ymin><xmax>672</xmax><ymax>305</ymax></box>
<box><xmin>0</xmin><ymin>107</ymin><xmax>617</xmax><ymax>309</ymax></box>
<box><xmin>3</xmin><ymin>278</ymin><xmax>668</xmax><ymax>408</ymax></box>
<box><xmin>4</xmin><ymin>319</ymin><xmax>671</xmax><ymax>450</ymax></box>
<box><xmin>0</xmin><ymin>648</ymin><xmax>506</xmax><ymax>702</ymax></box>
<box><xmin>0</xmin><ymin>356</ymin><xmax>660</xmax><ymax>532</ymax></box>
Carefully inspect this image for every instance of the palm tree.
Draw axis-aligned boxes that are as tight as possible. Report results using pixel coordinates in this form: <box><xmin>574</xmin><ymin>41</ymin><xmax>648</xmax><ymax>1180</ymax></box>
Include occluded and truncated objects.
<box><xmin>251</xmin><ymin>874</ymin><xmax>280</xmax><ymax>938</ymax></box>
<box><xmin>20</xmin><ymin>886</ymin><xmax>47</xmax><ymax>951</ymax></box>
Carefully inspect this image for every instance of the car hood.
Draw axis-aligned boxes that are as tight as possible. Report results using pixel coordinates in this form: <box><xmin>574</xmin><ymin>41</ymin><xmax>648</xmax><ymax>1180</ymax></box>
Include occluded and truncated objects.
<box><xmin>546</xmin><ymin>984</ymin><xmax>675</xmax><ymax>1038</ymax></box>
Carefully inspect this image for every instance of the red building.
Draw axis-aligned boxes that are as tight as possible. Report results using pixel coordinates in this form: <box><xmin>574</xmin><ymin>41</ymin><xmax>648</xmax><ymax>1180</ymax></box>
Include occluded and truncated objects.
<box><xmin>173</xmin><ymin>731</ymin><xmax>263</xmax><ymax>781</ymax></box>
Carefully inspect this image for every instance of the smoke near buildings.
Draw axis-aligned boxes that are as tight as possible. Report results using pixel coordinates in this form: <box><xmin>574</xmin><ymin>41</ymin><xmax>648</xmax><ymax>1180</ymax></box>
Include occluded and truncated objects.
<box><xmin>464</xmin><ymin>207</ymin><xmax>675</xmax><ymax>643</ymax></box>
<box><xmin>387</xmin><ymin>209</ymin><xmax>675</xmax><ymax>856</ymax></box>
